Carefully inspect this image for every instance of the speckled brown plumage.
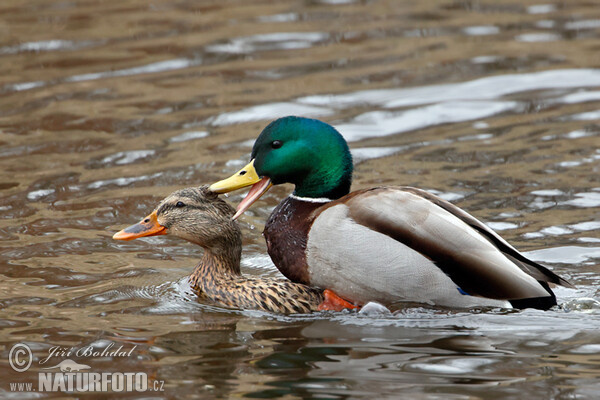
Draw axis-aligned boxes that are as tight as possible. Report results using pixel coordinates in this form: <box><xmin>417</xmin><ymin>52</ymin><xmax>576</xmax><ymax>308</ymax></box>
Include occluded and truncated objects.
<box><xmin>152</xmin><ymin>186</ymin><xmax>324</xmax><ymax>314</ymax></box>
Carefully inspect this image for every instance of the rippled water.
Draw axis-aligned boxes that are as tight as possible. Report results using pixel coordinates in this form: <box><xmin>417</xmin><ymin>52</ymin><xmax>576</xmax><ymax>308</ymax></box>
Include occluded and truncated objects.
<box><xmin>1</xmin><ymin>0</ymin><xmax>599</xmax><ymax>398</ymax></box>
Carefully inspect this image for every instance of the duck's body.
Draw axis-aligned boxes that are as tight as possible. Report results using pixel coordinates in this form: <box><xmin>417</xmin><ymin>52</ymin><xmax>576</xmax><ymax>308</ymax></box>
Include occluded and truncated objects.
<box><xmin>265</xmin><ymin>188</ymin><xmax>564</xmax><ymax>309</ymax></box>
<box><xmin>210</xmin><ymin>116</ymin><xmax>573</xmax><ymax>310</ymax></box>
<box><xmin>113</xmin><ymin>187</ymin><xmax>354</xmax><ymax>314</ymax></box>
<box><xmin>188</xmin><ymin>252</ymin><xmax>325</xmax><ymax>314</ymax></box>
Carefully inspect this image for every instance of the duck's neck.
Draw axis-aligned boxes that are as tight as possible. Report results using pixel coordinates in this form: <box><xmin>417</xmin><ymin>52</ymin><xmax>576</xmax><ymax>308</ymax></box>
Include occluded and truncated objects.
<box><xmin>293</xmin><ymin>174</ymin><xmax>351</xmax><ymax>200</ymax></box>
<box><xmin>201</xmin><ymin>249</ymin><xmax>241</xmax><ymax>274</ymax></box>
<box><xmin>189</xmin><ymin>239</ymin><xmax>242</xmax><ymax>290</ymax></box>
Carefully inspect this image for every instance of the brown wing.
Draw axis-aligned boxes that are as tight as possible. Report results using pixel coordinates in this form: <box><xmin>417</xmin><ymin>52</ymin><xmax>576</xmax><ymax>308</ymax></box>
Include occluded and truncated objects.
<box><xmin>400</xmin><ymin>187</ymin><xmax>573</xmax><ymax>288</ymax></box>
<box><xmin>344</xmin><ymin>187</ymin><xmax>571</xmax><ymax>300</ymax></box>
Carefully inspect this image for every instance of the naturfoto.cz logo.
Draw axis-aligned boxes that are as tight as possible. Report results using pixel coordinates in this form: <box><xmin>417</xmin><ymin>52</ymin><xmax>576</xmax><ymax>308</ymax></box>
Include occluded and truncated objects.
<box><xmin>8</xmin><ymin>343</ymin><xmax>164</xmax><ymax>393</ymax></box>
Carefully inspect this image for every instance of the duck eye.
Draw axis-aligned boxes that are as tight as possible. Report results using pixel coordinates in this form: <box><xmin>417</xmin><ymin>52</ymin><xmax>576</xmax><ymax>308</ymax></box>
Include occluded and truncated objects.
<box><xmin>271</xmin><ymin>140</ymin><xmax>283</xmax><ymax>149</ymax></box>
<box><xmin>175</xmin><ymin>201</ymin><xmax>185</xmax><ymax>208</ymax></box>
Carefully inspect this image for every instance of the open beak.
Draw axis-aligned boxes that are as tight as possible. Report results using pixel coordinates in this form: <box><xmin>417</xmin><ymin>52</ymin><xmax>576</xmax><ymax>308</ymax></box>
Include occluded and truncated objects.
<box><xmin>209</xmin><ymin>159</ymin><xmax>273</xmax><ymax>220</ymax></box>
<box><xmin>112</xmin><ymin>210</ymin><xmax>167</xmax><ymax>241</ymax></box>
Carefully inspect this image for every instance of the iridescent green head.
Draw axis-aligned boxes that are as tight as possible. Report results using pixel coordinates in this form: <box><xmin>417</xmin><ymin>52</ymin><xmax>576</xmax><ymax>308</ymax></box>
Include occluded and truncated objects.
<box><xmin>251</xmin><ymin>116</ymin><xmax>353</xmax><ymax>199</ymax></box>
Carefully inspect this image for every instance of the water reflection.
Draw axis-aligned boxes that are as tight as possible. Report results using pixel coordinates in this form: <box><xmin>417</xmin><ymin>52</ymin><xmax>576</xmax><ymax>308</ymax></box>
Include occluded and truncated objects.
<box><xmin>208</xmin><ymin>102</ymin><xmax>334</xmax><ymax>126</ymax></box>
<box><xmin>336</xmin><ymin>101</ymin><xmax>518</xmax><ymax>141</ymax></box>
<box><xmin>0</xmin><ymin>39</ymin><xmax>100</xmax><ymax>55</ymax></box>
<box><xmin>3</xmin><ymin>58</ymin><xmax>202</xmax><ymax>93</ymax></box>
<box><xmin>298</xmin><ymin>69</ymin><xmax>600</xmax><ymax>109</ymax></box>
<box><xmin>206</xmin><ymin>32</ymin><xmax>329</xmax><ymax>54</ymax></box>
<box><xmin>207</xmin><ymin>68</ymin><xmax>600</xmax><ymax>144</ymax></box>
<box><xmin>168</xmin><ymin>131</ymin><xmax>209</xmax><ymax>143</ymax></box>
<box><xmin>526</xmin><ymin>247</ymin><xmax>600</xmax><ymax>265</ymax></box>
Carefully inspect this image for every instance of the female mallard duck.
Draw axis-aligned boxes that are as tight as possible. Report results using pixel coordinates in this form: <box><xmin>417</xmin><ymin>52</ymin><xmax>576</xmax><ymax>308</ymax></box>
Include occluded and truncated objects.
<box><xmin>112</xmin><ymin>186</ymin><xmax>356</xmax><ymax>314</ymax></box>
<box><xmin>209</xmin><ymin>116</ymin><xmax>574</xmax><ymax>310</ymax></box>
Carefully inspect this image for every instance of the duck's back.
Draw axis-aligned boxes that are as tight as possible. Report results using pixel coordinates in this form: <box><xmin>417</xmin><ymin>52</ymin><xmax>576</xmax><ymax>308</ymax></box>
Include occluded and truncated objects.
<box><xmin>190</xmin><ymin>272</ymin><xmax>323</xmax><ymax>314</ymax></box>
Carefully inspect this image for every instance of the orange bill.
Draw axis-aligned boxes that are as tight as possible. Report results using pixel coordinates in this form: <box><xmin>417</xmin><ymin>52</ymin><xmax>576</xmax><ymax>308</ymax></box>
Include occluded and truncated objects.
<box><xmin>112</xmin><ymin>210</ymin><xmax>166</xmax><ymax>241</ymax></box>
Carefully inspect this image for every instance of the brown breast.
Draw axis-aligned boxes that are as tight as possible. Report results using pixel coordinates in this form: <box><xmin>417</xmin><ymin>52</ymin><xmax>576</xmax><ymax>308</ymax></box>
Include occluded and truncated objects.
<box><xmin>263</xmin><ymin>196</ymin><xmax>323</xmax><ymax>285</ymax></box>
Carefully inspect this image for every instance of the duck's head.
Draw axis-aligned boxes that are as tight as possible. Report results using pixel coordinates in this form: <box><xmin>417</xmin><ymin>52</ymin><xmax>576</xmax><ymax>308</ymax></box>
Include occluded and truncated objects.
<box><xmin>210</xmin><ymin>116</ymin><xmax>353</xmax><ymax>219</ymax></box>
<box><xmin>113</xmin><ymin>186</ymin><xmax>241</xmax><ymax>256</ymax></box>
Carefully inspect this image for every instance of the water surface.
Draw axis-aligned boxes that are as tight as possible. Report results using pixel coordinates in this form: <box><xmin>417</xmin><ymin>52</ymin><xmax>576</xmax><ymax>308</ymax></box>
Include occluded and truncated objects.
<box><xmin>1</xmin><ymin>0</ymin><xmax>599</xmax><ymax>398</ymax></box>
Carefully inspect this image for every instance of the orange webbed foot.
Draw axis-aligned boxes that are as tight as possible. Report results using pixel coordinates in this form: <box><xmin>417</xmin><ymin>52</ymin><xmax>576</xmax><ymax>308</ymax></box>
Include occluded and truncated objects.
<box><xmin>318</xmin><ymin>289</ymin><xmax>360</xmax><ymax>311</ymax></box>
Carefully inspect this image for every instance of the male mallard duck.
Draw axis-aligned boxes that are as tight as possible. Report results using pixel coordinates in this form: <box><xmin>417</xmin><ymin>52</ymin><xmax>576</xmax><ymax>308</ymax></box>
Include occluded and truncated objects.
<box><xmin>209</xmin><ymin>116</ymin><xmax>574</xmax><ymax>310</ymax></box>
<box><xmin>112</xmin><ymin>186</ymin><xmax>357</xmax><ymax>314</ymax></box>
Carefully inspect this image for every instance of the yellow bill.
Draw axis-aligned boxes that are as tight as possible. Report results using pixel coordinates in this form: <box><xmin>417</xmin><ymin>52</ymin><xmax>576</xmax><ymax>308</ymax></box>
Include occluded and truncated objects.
<box><xmin>209</xmin><ymin>160</ymin><xmax>262</xmax><ymax>193</ymax></box>
<box><xmin>209</xmin><ymin>159</ymin><xmax>273</xmax><ymax>220</ymax></box>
